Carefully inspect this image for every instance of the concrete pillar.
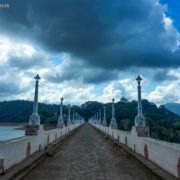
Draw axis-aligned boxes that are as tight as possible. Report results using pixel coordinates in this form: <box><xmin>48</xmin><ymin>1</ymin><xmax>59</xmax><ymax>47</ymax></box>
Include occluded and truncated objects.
<box><xmin>72</xmin><ymin>109</ymin><xmax>75</xmax><ymax>124</ymax></box>
<box><xmin>57</xmin><ymin>97</ymin><xmax>64</xmax><ymax>127</ymax></box>
<box><xmin>75</xmin><ymin>112</ymin><xmax>78</xmax><ymax>122</ymax></box>
<box><xmin>110</xmin><ymin>98</ymin><xmax>117</xmax><ymax>129</ymax></box>
<box><xmin>67</xmin><ymin>105</ymin><xmax>71</xmax><ymax>126</ymax></box>
<box><xmin>92</xmin><ymin>114</ymin><xmax>95</xmax><ymax>123</ymax></box>
<box><xmin>29</xmin><ymin>74</ymin><xmax>41</xmax><ymax>125</ymax></box>
<box><xmin>135</xmin><ymin>76</ymin><xmax>145</xmax><ymax>127</ymax></box>
<box><xmin>99</xmin><ymin>110</ymin><xmax>102</xmax><ymax>124</ymax></box>
<box><xmin>103</xmin><ymin>106</ymin><xmax>107</xmax><ymax>126</ymax></box>
<box><xmin>96</xmin><ymin>112</ymin><xmax>98</xmax><ymax>124</ymax></box>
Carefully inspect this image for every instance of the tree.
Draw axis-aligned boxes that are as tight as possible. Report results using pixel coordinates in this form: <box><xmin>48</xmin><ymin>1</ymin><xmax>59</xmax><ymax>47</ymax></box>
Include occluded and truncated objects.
<box><xmin>1</xmin><ymin>99</ymin><xmax>180</xmax><ymax>143</ymax></box>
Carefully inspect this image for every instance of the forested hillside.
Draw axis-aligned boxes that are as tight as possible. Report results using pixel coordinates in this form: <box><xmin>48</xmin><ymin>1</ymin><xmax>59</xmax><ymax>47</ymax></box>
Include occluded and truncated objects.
<box><xmin>165</xmin><ymin>103</ymin><xmax>180</xmax><ymax>115</ymax></box>
<box><xmin>0</xmin><ymin>100</ymin><xmax>69</xmax><ymax>124</ymax></box>
<box><xmin>0</xmin><ymin>99</ymin><xmax>180</xmax><ymax>143</ymax></box>
<box><xmin>80</xmin><ymin>99</ymin><xmax>180</xmax><ymax>143</ymax></box>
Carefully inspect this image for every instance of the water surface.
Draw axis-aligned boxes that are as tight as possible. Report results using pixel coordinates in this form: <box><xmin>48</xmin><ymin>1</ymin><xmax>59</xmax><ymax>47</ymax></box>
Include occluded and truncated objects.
<box><xmin>0</xmin><ymin>126</ymin><xmax>25</xmax><ymax>141</ymax></box>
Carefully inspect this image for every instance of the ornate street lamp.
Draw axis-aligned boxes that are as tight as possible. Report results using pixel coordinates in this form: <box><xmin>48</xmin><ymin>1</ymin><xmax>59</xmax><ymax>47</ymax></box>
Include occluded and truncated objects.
<box><xmin>110</xmin><ymin>98</ymin><xmax>117</xmax><ymax>129</ymax></box>
<box><xmin>29</xmin><ymin>74</ymin><xmax>41</xmax><ymax>125</ymax></box>
<box><xmin>57</xmin><ymin>97</ymin><xmax>64</xmax><ymax>127</ymax></box>
<box><xmin>135</xmin><ymin>76</ymin><xmax>145</xmax><ymax>127</ymax></box>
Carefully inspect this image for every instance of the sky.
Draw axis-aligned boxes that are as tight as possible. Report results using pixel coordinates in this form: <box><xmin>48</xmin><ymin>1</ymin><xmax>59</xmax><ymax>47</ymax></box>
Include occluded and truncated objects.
<box><xmin>0</xmin><ymin>0</ymin><xmax>180</xmax><ymax>105</ymax></box>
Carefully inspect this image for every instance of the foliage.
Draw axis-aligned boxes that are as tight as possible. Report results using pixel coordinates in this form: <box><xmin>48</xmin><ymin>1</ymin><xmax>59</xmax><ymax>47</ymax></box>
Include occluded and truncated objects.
<box><xmin>0</xmin><ymin>99</ymin><xmax>180</xmax><ymax>143</ymax></box>
<box><xmin>80</xmin><ymin>99</ymin><xmax>180</xmax><ymax>143</ymax></box>
<box><xmin>0</xmin><ymin>100</ymin><xmax>67</xmax><ymax>125</ymax></box>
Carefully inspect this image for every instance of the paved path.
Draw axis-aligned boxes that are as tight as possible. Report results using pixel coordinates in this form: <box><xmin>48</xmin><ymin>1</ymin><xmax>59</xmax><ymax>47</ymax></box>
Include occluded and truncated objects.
<box><xmin>23</xmin><ymin>123</ymin><xmax>154</xmax><ymax>180</ymax></box>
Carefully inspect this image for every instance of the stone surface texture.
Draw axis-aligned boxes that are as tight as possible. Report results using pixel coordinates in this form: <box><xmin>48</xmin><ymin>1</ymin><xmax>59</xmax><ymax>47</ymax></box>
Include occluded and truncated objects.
<box><xmin>23</xmin><ymin>123</ymin><xmax>152</xmax><ymax>180</ymax></box>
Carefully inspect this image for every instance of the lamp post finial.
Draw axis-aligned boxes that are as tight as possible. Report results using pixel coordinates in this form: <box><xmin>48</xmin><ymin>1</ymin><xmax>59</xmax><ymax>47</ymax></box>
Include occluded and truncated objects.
<box><xmin>136</xmin><ymin>75</ymin><xmax>142</xmax><ymax>84</ymax></box>
<box><xmin>34</xmin><ymin>74</ymin><xmax>41</xmax><ymax>81</ymax></box>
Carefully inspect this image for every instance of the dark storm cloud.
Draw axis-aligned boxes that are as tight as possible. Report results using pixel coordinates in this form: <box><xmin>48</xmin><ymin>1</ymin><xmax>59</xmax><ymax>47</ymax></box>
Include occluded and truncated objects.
<box><xmin>8</xmin><ymin>54</ymin><xmax>47</xmax><ymax>69</ymax></box>
<box><xmin>153</xmin><ymin>69</ymin><xmax>178</xmax><ymax>82</ymax></box>
<box><xmin>0</xmin><ymin>0</ymin><xmax>180</xmax><ymax>72</ymax></box>
<box><xmin>47</xmin><ymin>69</ymin><xmax>117</xmax><ymax>84</ymax></box>
<box><xmin>45</xmin><ymin>60</ymin><xmax>118</xmax><ymax>84</ymax></box>
<box><xmin>0</xmin><ymin>66</ymin><xmax>29</xmax><ymax>96</ymax></box>
<box><xmin>0</xmin><ymin>81</ymin><xmax>21</xmax><ymax>95</ymax></box>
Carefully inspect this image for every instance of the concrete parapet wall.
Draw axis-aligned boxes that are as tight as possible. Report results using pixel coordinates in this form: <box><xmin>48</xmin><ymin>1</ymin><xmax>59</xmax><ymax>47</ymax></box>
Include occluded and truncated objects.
<box><xmin>0</xmin><ymin>123</ymin><xmax>82</xmax><ymax>170</ymax></box>
<box><xmin>92</xmin><ymin>123</ymin><xmax>180</xmax><ymax>178</ymax></box>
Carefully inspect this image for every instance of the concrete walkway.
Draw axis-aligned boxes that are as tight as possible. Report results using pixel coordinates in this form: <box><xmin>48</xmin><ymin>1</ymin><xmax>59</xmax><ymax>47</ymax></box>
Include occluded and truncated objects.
<box><xmin>23</xmin><ymin>123</ymin><xmax>155</xmax><ymax>180</ymax></box>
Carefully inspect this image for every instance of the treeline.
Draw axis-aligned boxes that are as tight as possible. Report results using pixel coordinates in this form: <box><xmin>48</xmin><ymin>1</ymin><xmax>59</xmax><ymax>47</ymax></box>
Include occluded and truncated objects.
<box><xmin>0</xmin><ymin>99</ymin><xmax>180</xmax><ymax>143</ymax></box>
<box><xmin>0</xmin><ymin>100</ymin><xmax>80</xmax><ymax>125</ymax></box>
<box><xmin>80</xmin><ymin>98</ymin><xmax>180</xmax><ymax>143</ymax></box>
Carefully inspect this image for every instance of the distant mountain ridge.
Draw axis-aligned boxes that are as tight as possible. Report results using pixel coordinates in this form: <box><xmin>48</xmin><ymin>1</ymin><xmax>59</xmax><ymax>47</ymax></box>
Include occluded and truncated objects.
<box><xmin>165</xmin><ymin>103</ymin><xmax>180</xmax><ymax>115</ymax></box>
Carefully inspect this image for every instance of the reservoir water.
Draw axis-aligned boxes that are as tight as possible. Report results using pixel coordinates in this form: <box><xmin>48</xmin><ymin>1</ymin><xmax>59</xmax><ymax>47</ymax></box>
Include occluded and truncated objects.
<box><xmin>0</xmin><ymin>126</ymin><xmax>25</xmax><ymax>141</ymax></box>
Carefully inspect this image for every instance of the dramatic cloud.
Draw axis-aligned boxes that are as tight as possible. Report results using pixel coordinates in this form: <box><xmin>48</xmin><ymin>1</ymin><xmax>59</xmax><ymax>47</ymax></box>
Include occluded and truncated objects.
<box><xmin>153</xmin><ymin>69</ymin><xmax>178</xmax><ymax>82</ymax></box>
<box><xmin>45</xmin><ymin>58</ymin><xmax>118</xmax><ymax>84</ymax></box>
<box><xmin>0</xmin><ymin>0</ymin><xmax>180</xmax><ymax>105</ymax></box>
<box><xmin>0</xmin><ymin>36</ymin><xmax>49</xmax><ymax>69</ymax></box>
<box><xmin>0</xmin><ymin>0</ymin><xmax>179</xmax><ymax>71</ymax></box>
<box><xmin>148</xmin><ymin>83</ymin><xmax>180</xmax><ymax>104</ymax></box>
<box><xmin>0</xmin><ymin>67</ymin><xmax>28</xmax><ymax>98</ymax></box>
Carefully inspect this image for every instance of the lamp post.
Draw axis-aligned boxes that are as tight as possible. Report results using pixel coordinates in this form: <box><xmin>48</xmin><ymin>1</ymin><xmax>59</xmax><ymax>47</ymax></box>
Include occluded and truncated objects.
<box><xmin>72</xmin><ymin>109</ymin><xmax>75</xmax><ymax>124</ymax></box>
<box><xmin>110</xmin><ymin>98</ymin><xmax>117</xmax><ymax>129</ymax></box>
<box><xmin>29</xmin><ymin>74</ymin><xmax>41</xmax><ymax>125</ymax></box>
<box><xmin>67</xmin><ymin>105</ymin><xmax>71</xmax><ymax>126</ymax></box>
<box><xmin>57</xmin><ymin>97</ymin><xmax>64</xmax><ymax>127</ymax></box>
<box><xmin>96</xmin><ymin>112</ymin><xmax>98</xmax><ymax>124</ymax></box>
<box><xmin>75</xmin><ymin>112</ymin><xmax>78</xmax><ymax>122</ymax></box>
<box><xmin>99</xmin><ymin>110</ymin><xmax>102</xmax><ymax>124</ymax></box>
<box><xmin>135</xmin><ymin>76</ymin><xmax>145</xmax><ymax>127</ymax></box>
<box><xmin>102</xmin><ymin>106</ymin><xmax>107</xmax><ymax>126</ymax></box>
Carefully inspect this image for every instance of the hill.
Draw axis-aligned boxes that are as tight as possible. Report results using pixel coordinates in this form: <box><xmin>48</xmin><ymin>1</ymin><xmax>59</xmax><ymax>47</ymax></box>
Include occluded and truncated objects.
<box><xmin>0</xmin><ymin>100</ymin><xmax>80</xmax><ymax>125</ymax></box>
<box><xmin>0</xmin><ymin>99</ymin><xmax>180</xmax><ymax>143</ymax></box>
<box><xmin>165</xmin><ymin>103</ymin><xmax>180</xmax><ymax>116</ymax></box>
<box><xmin>80</xmin><ymin>99</ymin><xmax>180</xmax><ymax>143</ymax></box>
